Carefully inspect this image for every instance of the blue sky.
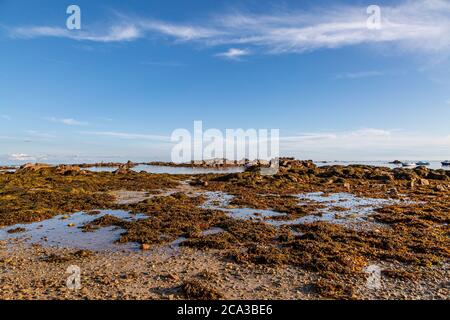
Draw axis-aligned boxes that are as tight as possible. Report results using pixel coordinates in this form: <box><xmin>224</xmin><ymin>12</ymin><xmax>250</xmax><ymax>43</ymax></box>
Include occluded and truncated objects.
<box><xmin>1</xmin><ymin>0</ymin><xmax>450</xmax><ymax>164</ymax></box>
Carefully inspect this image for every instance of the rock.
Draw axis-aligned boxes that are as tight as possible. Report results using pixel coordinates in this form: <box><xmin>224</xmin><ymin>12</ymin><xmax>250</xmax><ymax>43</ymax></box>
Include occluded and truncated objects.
<box><xmin>166</xmin><ymin>273</ymin><xmax>179</xmax><ymax>281</ymax></box>
<box><xmin>388</xmin><ymin>188</ymin><xmax>399</xmax><ymax>198</ymax></box>
<box><xmin>394</xmin><ymin>169</ymin><xmax>419</xmax><ymax>181</ymax></box>
<box><xmin>427</xmin><ymin>172</ymin><xmax>448</xmax><ymax>181</ymax></box>
<box><xmin>418</xmin><ymin>179</ymin><xmax>430</xmax><ymax>186</ymax></box>
<box><xmin>56</xmin><ymin>165</ymin><xmax>81</xmax><ymax>175</ymax></box>
<box><xmin>113</xmin><ymin>165</ymin><xmax>131</xmax><ymax>175</ymax></box>
<box><xmin>435</xmin><ymin>185</ymin><xmax>446</xmax><ymax>192</ymax></box>
<box><xmin>414</xmin><ymin>166</ymin><xmax>429</xmax><ymax>177</ymax></box>
<box><xmin>17</xmin><ymin>163</ymin><xmax>51</xmax><ymax>172</ymax></box>
<box><xmin>343</xmin><ymin>182</ymin><xmax>351</xmax><ymax>191</ymax></box>
<box><xmin>408</xmin><ymin>179</ymin><xmax>415</xmax><ymax>189</ymax></box>
<box><xmin>140</xmin><ymin>244</ymin><xmax>151</xmax><ymax>251</ymax></box>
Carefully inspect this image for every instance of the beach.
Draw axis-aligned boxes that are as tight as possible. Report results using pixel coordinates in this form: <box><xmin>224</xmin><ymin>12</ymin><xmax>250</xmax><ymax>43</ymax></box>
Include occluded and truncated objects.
<box><xmin>0</xmin><ymin>159</ymin><xmax>448</xmax><ymax>300</ymax></box>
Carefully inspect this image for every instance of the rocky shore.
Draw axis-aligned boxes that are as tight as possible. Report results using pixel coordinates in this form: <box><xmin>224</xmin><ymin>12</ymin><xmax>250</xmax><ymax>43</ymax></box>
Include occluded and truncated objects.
<box><xmin>0</xmin><ymin>158</ymin><xmax>448</xmax><ymax>300</ymax></box>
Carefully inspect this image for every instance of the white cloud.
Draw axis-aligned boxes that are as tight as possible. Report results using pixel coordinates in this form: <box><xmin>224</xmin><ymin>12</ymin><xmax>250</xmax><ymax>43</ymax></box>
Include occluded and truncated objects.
<box><xmin>281</xmin><ymin>128</ymin><xmax>450</xmax><ymax>160</ymax></box>
<box><xmin>10</xmin><ymin>25</ymin><xmax>141</xmax><ymax>42</ymax></box>
<box><xmin>1</xmin><ymin>115</ymin><xmax>11</xmax><ymax>121</ymax></box>
<box><xmin>138</xmin><ymin>20</ymin><xmax>223</xmax><ymax>40</ymax></box>
<box><xmin>8</xmin><ymin>153</ymin><xmax>36</xmax><ymax>161</ymax></box>
<box><xmin>83</xmin><ymin>131</ymin><xmax>170</xmax><ymax>142</ymax></box>
<box><xmin>7</xmin><ymin>0</ymin><xmax>450</xmax><ymax>57</ymax></box>
<box><xmin>48</xmin><ymin>117</ymin><xmax>88</xmax><ymax>126</ymax></box>
<box><xmin>216</xmin><ymin>48</ymin><xmax>250</xmax><ymax>60</ymax></box>
<box><xmin>335</xmin><ymin>71</ymin><xmax>384</xmax><ymax>79</ymax></box>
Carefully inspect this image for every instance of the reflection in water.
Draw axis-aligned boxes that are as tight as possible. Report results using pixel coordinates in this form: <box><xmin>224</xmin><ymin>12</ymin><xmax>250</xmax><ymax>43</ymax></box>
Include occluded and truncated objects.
<box><xmin>84</xmin><ymin>165</ymin><xmax>245</xmax><ymax>174</ymax></box>
<box><xmin>0</xmin><ymin>210</ymin><xmax>147</xmax><ymax>251</ymax></box>
<box><xmin>132</xmin><ymin>165</ymin><xmax>245</xmax><ymax>174</ymax></box>
<box><xmin>84</xmin><ymin>166</ymin><xmax>117</xmax><ymax>172</ymax></box>
<box><xmin>201</xmin><ymin>191</ymin><xmax>402</xmax><ymax>227</ymax></box>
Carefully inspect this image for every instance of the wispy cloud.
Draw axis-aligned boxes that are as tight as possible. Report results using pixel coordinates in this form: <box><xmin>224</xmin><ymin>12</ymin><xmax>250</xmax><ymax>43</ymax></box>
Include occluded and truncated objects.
<box><xmin>48</xmin><ymin>117</ymin><xmax>88</xmax><ymax>126</ymax></box>
<box><xmin>1</xmin><ymin>115</ymin><xmax>11</xmax><ymax>121</ymax></box>
<box><xmin>8</xmin><ymin>153</ymin><xmax>36</xmax><ymax>161</ymax></box>
<box><xmin>83</xmin><ymin>131</ymin><xmax>170</xmax><ymax>142</ymax></box>
<box><xmin>10</xmin><ymin>25</ymin><xmax>141</xmax><ymax>42</ymax></box>
<box><xmin>215</xmin><ymin>48</ymin><xmax>250</xmax><ymax>60</ymax></box>
<box><xmin>7</xmin><ymin>0</ymin><xmax>450</xmax><ymax>58</ymax></box>
<box><xmin>281</xmin><ymin>128</ymin><xmax>450</xmax><ymax>160</ymax></box>
<box><xmin>138</xmin><ymin>19</ymin><xmax>223</xmax><ymax>41</ymax></box>
<box><xmin>335</xmin><ymin>71</ymin><xmax>384</xmax><ymax>79</ymax></box>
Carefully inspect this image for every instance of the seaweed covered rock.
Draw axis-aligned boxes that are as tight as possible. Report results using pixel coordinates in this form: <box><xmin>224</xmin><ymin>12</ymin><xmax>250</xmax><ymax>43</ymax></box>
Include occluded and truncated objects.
<box><xmin>181</xmin><ymin>280</ymin><xmax>224</xmax><ymax>300</ymax></box>
<box><xmin>55</xmin><ymin>165</ymin><xmax>83</xmax><ymax>175</ymax></box>
<box><xmin>17</xmin><ymin>163</ymin><xmax>51</xmax><ymax>172</ymax></box>
<box><xmin>426</xmin><ymin>171</ymin><xmax>449</xmax><ymax>181</ymax></box>
<box><xmin>113</xmin><ymin>165</ymin><xmax>132</xmax><ymax>175</ymax></box>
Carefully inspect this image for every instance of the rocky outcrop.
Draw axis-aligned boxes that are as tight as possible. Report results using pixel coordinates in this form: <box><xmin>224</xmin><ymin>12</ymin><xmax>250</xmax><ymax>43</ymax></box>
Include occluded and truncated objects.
<box><xmin>426</xmin><ymin>171</ymin><xmax>449</xmax><ymax>181</ymax></box>
<box><xmin>55</xmin><ymin>165</ymin><xmax>83</xmax><ymax>175</ymax></box>
<box><xmin>17</xmin><ymin>163</ymin><xmax>51</xmax><ymax>172</ymax></box>
<box><xmin>113</xmin><ymin>165</ymin><xmax>132</xmax><ymax>175</ymax></box>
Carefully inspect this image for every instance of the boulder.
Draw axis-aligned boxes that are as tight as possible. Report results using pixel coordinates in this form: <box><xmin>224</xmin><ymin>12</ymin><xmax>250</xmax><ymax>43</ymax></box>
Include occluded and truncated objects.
<box><xmin>393</xmin><ymin>169</ymin><xmax>419</xmax><ymax>181</ymax></box>
<box><xmin>413</xmin><ymin>166</ymin><xmax>429</xmax><ymax>177</ymax></box>
<box><xmin>113</xmin><ymin>165</ymin><xmax>132</xmax><ymax>175</ymax></box>
<box><xmin>17</xmin><ymin>163</ymin><xmax>51</xmax><ymax>172</ymax></box>
<box><xmin>427</xmin><ymin>171</ymin><xmax>449</xmax><ymax>181</ymax></box>
<box><xmin>56</xmin><ymin>165</ymin><xmax>82</xmax><ymax>175</ymax></box>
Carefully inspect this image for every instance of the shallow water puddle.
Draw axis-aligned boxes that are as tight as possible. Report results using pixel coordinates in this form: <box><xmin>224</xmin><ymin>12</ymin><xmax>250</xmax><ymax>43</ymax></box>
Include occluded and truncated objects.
<box><xmin>201</xmin><ymin>192</ymin><xmax>286</xmax><ymax>221</ymax></box>
<box><xmin>132</xmin><ymin>165</ymin><xmax>245</xmax><ymax>175</ymax></box>
<box><xmin>0</xmin><ymin>169</ymin><xmax>17</xmax><ymax>173</ymax></box>
<box><xmin>200</xmin><ymin>191</ymin><xmax>400</xmax><ymax>227</ymax></box>
<box><xmin>85</xmin><ymin>165</ymin><xmax>245</xmax><ymax>174</ymax></box>
<box><xmin>271</xmin><ymin>192</ymin><xmax>398</xmax><ymax>226</ymax></box>
<box><xmin>84</xmin><ymin>166</ymin><xmax>118</xmax><ymax>172</ymax></box>
<box><xmin>0</xmin><ymin>210</ymin><xmax>147</xmax><ymax>251</ymax></box>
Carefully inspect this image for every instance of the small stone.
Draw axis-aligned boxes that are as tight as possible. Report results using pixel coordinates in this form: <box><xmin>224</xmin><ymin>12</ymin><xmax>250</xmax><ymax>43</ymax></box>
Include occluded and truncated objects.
<box><xmin>140</xmin><ymin>243</ymin><xmax>151</xmax><ymax>251</ymax></box>
<box><xmin>388</xmin><ymin>188</ymin><xmax>399</xmax><ymax>198</ymax></box>
<box><xmin>80</xmin><ymin>287</ymin><xmax>89</xmax><ymax>295</ymax></box>
<box><xmin>167</xmin><ymin>273</ymin><xmax>179</xmax><ymax>281</ymax></box>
